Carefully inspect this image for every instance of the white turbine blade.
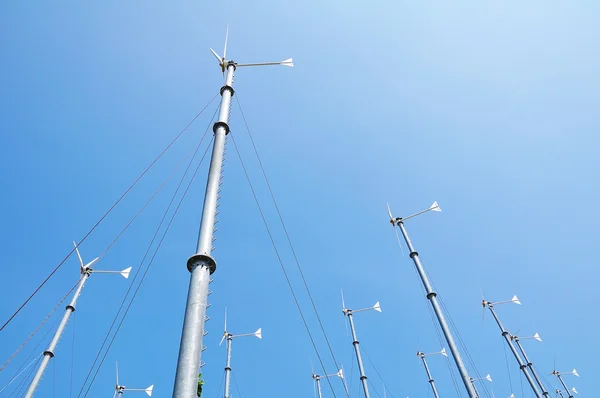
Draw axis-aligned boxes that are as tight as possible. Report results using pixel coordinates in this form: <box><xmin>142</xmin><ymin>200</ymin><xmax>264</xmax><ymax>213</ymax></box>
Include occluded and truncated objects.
<box><xmin>440</xmin><ymin>347</ymin><xmax>448</xmax><ymax>357</ymax></box>
<box><xmin>534</xmin><ymin>333</ymin><xmax>542</xmax><ymax>342</ymax></box>
<box><xmin>224</xmin><ymin>307</ymin><xmax>227</xmax><ymax>334</ymax></box>
<box><xmin>210</xmin><ymin>48</ymin><xmax>222</xmax><ymax>63</ymax></box>
<box><xmin>512</xmin><ymin>295</ymin><xmax>521</xmax><ymax>305</ymax></box>
<box><xmin>373</xmin><ymin>301</ymin><xmax>382</xmax><ymax>312</ymax></box>
<box><xmin>113</xmin><ymin>391</ymin><xmax>117</xmax><ymax>398</ymax></box>
<box><xmin>485</xmin><ymin>374</ymin><xmax>493</xmax><ymax>382</ymax></box>
<box><xmin>73</xmin><ymin>241</ymin><xmax>84</xmax><ymax>268</ymax></box>
<box><xmin>572</xmin><ymin>369</ymin><xmax>579</xmax><ymax>377</ymax></box>
<box><xmin>341</xmin><ymin>289</ymin><xmax>346</xmax><ymax>310</ymax></box>
<box><xmin>223</xmin><ymin>25</ymin><xmax>229</xmax><ymax>61</ymax></box>
<box><xmin>430</xmin><ymin>201</ymin><xmax>441</xmax><ymax>212</ymax></box>
<box><xmin>219</xmin><ymin>333</ymin><xmax>226</xmax><ymax>346</ymax></box>
<box><xmin>116</xmin><ymin>361</ymin><xmax>119</xmax><ymax>386</ymax></box>
<box><xmin>145</xmin><ymin>385</ymin><xmax>154</xmax><ymax>396</ymax></box>
<box><xmin>120</xmin><ymin>267</ymin><xmax>132</xmax><ymax>279</ymax></box>
<box><xmin>85</xmin><ymin>257</ymin><xmax>100</xmax><ymax>269</ymax></box>
<box><xmin>387</xmin><ymin>203</ymin><xmax>394</xmax><ymax>221</ymax></box>
<box><xmin>254</xmin><ymin>328</ymin><xmax>262</xmax><ymax>339</ymax></box>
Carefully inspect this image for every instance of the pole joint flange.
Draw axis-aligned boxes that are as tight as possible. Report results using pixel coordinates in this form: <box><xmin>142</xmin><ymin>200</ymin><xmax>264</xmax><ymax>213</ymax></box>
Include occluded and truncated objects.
<box><xmin>43</xmin><ymin>350</ymin><xmax>55</xmax><ymax>358</ymax></box>
<box><xmin>426</xmin><ymin>292</ymin><xmax>437</xmax><ymax>299</ymax></box>
<box><xmin>66</xmin><ymin>304</ymin><xmax>75</xmax><ymax>312</ymax></box>
<box><xmin>220</xmin><ymin>85</ymin><xmax>235</xmax><ymax>97</ymax></box>
<box><xmin>187</xmin><ymin>254</ymin><xmax>217</xmax><ymax>274</ymax></box>
<box><xmin>360</xmin><ymin>375</ymin><xmax>367</xmax><ymax>381</ymax></box>
<box><xmin>213</xmin><ymin>121</ymin><xmax>230</xmax><ymax>135</ymax></box>
<box><xmin>409</xmin><ymin>251</ymin><xmax>419</xmax><ymax>258</ymax></box>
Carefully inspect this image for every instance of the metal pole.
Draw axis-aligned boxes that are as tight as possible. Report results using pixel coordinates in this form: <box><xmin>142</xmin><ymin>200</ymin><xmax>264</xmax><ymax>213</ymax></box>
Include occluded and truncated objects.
<box><xmin>224</xmin><ymin>335</ymin><xmax>232</xmax><ymax>398</ymax></box>
<box><xmin>487</xmin><ymin>305</ymin><xmax>542</xmax><ymax>398</ymax></box>
<box><xmin>25</xmin><ymin>272</ymin><xmax>90</xmax><ymax>397</ymax></box>
<box><xmin>419</xmin><ymin>354</ymin><xmax>440</xmax><ymax>398</ymax></box>
<box><xmin>514</xmin><ymin>337</ymin><xmax>549</xmax><ymax>396</ymax></box>
<box><xmin>173</xmin><ymin>62</ymin><xmax>235</xmax><ymax>397</ymax></box>
<box><xmin>555</xmin><ymin>389</ymin><xmax>565</xmax><ymax>398</ymax></box>
<box><xmin>555</xmin><ymin>375</ymin><xmax>573</xmax><ymax>398</ymax></box>
<box><xmin>347</xmin><ymin>312</ymin><xmax>370</xmax><ymax>398</ymax></box>
<box><xmin>396</xmin><ymin>221</ymin><xmax>478</xmax><ymax>398</ymax></box>
<box><xmin>315</xmin><ymin>376</ymin><xmax>323</xmax><ymax>398</ymax></box>
<box><xmin>470</xmin><ymin>379</ymin><xmax>480</xmax><ymax>398</ymax></box>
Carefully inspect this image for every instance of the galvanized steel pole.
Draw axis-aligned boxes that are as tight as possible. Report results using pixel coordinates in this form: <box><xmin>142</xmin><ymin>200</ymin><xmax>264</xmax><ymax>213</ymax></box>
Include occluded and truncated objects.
<box><xmin>555</xmin><ymin>374</ymin><xmax>573</xmax><ymax>398</ymax></box>
<box><xmin>419</xmin><ymin>354</ymin><xmax>441</xmax><ymax>398</ymax></box>
<box><xmin>315</xmin><ymin>376</ymin><xmax>323</xmax><ymax>398</ymax></box>
<box><xmin>347</xmin><ymin>312</ymin><xmax>370</xmax><ymax>398</ymax></box>
<box><xmin>173</xmin><ymin>62</ymin><xmax>235</xmax><ymax>397</ymax></box>
<box><xmin>486</xmin><ymin>305</ymin><xmax>542</xmax><ymax>398</ymax></box>
<box><xmin>25</xmin><ymin>272</ymin><xmax>90</xmax><ymax>397</ymax></box>
<box><xmin>224</xmin><ymin>335</ymin><xmax>232</xmax><ymax>398</ymax></box>
<box><xmin>395</xmin><ymin>221</ymin><xmax>478</xmax><ymax>398</ymax></box>
<box><xmin>514</xmin><ymin>337</ymin><xmax>549</xmax><ymax>396</ymax></box>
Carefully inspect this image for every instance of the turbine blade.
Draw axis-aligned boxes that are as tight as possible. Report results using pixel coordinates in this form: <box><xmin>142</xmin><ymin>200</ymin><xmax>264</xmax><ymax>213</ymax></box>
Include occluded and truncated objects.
<box><xmin>341</xmin><ymin>289</ymin><xmax>346</xmax><ymax>310</ymax></box>
<box><xmin>386</xmin><ymin>203</ymin><xmax>393</xmax><ymax>222</ymax></box>
<box><xmin>219</xmin><ymin>333</ymin><xmax>226</xmax><ymax>346</ymax></box>
<box><xmin>116</xmin><ymin>361</ymin><xmax>119</xmax><ymax>386</ymax></box>
<box><xmin>224</xmin><ymin>307</ymin><xmax>227</xmax><ymax>334</ymax></box>
<box><xmin>223</xmin><ymin>25</ymin><xmax>229</xmax><ymax>61</ymax></box>
<box><xmin>113</xmin><ymin>391</ymin><xmax>117</xmax><ymax>398</ymax></box>
<box><xmin>210</xmin><ymin>48</ymin><xmax>222</xmax><ymax>63</ymax></box>
<box><xmin>73</xmin><ymin>241</ymin><xmax>84</xmax><ymax>268</ymax></box>
<box><xmin>85</xmin><ymin>257</ymin><xmax>100</xmax><ymax>269</ymax></box>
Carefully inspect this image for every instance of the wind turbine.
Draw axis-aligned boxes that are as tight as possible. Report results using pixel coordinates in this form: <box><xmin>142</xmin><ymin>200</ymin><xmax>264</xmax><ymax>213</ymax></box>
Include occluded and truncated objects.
<box><xmin>511</xmin><ymin>333</ymin><xmax>549</xmax><ymax>396</ymax></box>
<box><xmin>219</xmin><ymin>308</ymin><xmax>262</xmax><ymax>398</ymax></box>
<box><xmin>341</xmin><ymin>294</ymin><xmax>381</xmax><ymax>398</ymax></box>
<box><xmin>311</xmin><ymin>367</ymin><xmax>344</xmax><ymax>398</ymax></box>
<box><xmin>387</xmin><ymin>201</ymin><xmax>478</xmax><ymax>398</ymax></box>
<box><xmin>173</xmin><ymin>26</ymin><xmax>292</xmax><ymax>398</ymax></box>
<box><xmin>114</xmin><ymin>361</ymin><xmax>154</xmax><ymax>397</ymax></box>
<box><xmin>482</xmin><ymin>295</ymin><xmax>542</xmax><ymax>398</ymax></box>
<box><xmin>416</xmin><ymin>348</ymin><xmax>447</xmax><ymax>398</ymax></box>
<box><xmin>551</xmin><ymin>369</ymin><xmax>579</xmax><ymax>398</ymax></box>
<box><xmin>470</xmin><ymin>373</ymin><xmax>492</xmax><ymax>398</ymax></box>
<box><xmin>25</xmin><ymin>241</ymin><xmax>131</xmax><ymax>398</ymax></box>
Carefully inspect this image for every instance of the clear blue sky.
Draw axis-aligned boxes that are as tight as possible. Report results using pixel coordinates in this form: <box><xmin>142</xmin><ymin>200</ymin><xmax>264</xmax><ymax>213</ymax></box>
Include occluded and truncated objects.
<box><xmin>1</xmin><ymin>1</ymin><xmax>599</xmax><ymax>397</ymax></box>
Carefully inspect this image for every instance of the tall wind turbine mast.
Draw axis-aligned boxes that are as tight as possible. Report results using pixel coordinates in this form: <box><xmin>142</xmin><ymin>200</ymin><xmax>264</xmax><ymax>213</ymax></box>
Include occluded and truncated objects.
<box><xmin>387</xmin><ymin>202</ymin><xmax>478</xmax><ymax>398</ymax></box>
<box><xmin>172</xmin><ymin>27</ymin><xmax>292</xmax><ymax>398</ymax></box>
<box><xmin>341</xmin><ymin>293</ymin><xmax>382</xmax><ymax>398</ymax></box>
<box><xmin>219</xmin><ymin>309</ymin><xmax>262</xmax><ymax>398</ymax></box>
<box><xmin>25</xmin><ymin>242</ymin><xmax>131</xmax><ymax>398</ymax></box>
<box><xmin>416</xmin><ymin>348</ymin><xmax>448</xmax><ymax>398</ymax></box>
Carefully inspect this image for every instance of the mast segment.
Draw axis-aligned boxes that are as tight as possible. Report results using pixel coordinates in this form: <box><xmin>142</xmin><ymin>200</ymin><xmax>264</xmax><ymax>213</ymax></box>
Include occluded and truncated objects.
<box><xmin>172</xmin><ymin>27</ymin><xmax>292</xmax><ymax>398</ymax></box>
<box><xmin>387</xmin><ymin>202</ymin><xmax>478</xmax><ymax>398</ymax></box>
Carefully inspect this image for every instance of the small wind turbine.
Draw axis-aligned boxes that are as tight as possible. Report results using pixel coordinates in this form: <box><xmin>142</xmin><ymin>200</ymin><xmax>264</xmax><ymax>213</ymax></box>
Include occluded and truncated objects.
<box><xmin>114</xmin><ymin>362</ymin><xmax>154</xmax><ymax>397</ymax></box>
<box><xmin>341</xmin><ymin>295</ymin><xmax>381</xmax><ymax>398</ymax></box>
<box><xmin>482</xmin><ymin>295</ymin><xmax>543</xmax><ymax>398</ymax></box>
<box><xmin>311</xmin><ymin>366</ymin><xmax>344</xmax><ymax>398</ymax></box>
<box><xmin>387</xmin><ymin>202</ymin><xmax>478</xmax><ymax>398</ymax></box>
<box><xmin>416</xmin><ymin>348</ymin><xmax>448</xmax><ymax>398</ymax></box>
<box><xmin>470</xmin><ymin>374</ymin><xmax>492</xmax><ymax>398</ymax></box>
<box><xmin>511</xmin><ymin>333</ymin><xmax>549</xmax><ymax>396</ymax></box>
<box><xmin>220</xmin><ymin>308</ymin><xmax>262</xmax><ymax>398</ymax></box>
<box><xmin>24</xmin><ymin>242</ymin><xmax>131</xmax><ymax>398</ymax></box>
<box><xmin>552</xmin><ymin>369</ymin><xmax>579</xmax><ymax>398</ymax></box>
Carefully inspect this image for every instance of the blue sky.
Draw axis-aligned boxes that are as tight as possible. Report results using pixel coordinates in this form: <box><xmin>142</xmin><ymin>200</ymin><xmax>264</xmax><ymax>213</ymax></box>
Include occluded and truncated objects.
<box><xmin>1</xmin><ymin>1</ymin><xmax>599</xmax><ymax>397</ymax></box>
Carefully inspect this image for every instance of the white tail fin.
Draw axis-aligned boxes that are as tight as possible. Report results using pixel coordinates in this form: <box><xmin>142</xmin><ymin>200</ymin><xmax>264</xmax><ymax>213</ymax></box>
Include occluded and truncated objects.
<box><xmin>373</xmin><ymin>301</ymin><xmax>382</xmax><ymax>312</ymax></box>
<box><xmin>254</xmin><ymin>328</ymin><xmax>262</xmax><ymax>339</ymax></box>
<box><xmin>440</xmin><ymin>347</ymin><xmax>448</xmax><ymax>357</ymax></box>
<box><xmin>572</xmin><ymin>369</ymin><xmax>579</xmax><ymax>377</ymax></box>
<box><xmin>120</xmin><ymin>267</ymin><xmax>132</xmax><ymax>279</ymax></box>
<box><xmin>485</xmin><ymin>374</ymin><xmax>492</xmax><ymax>382</ymax></box>
<box><xmin>430</xmin><ymin>201</ymin><xmax>441</xmax><ymax>212</ymax></box>
<box><xmin>280</xmin><ymin>58</ymin><xmax>294</xmax><ymax>67</ymax></box>
<box><xmin>534</xmin><ymin>333</ymin><xmax>542</xmax><ymax>342</ymax></box>
<box><xmin>145</xmin><ymin>385</ymin><xmax>154</xmax><ymax>396</ymax></box>
<box><xmin>512</xmin><ymin>295</ymin><xmax>521</xmax><ymax>305</ymax></box>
